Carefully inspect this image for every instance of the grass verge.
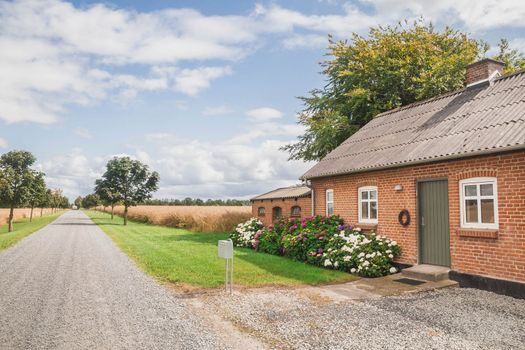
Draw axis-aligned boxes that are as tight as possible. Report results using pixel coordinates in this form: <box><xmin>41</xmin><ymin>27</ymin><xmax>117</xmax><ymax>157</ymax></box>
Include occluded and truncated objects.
<box><xmin>85</xmin><ymin>210</ymin><xmax>356</xmax><ymax>289</ymax></box>
<box><xmin>0</xmin><ymin>211</ymin><xmax>64</xmax><ymax>251</ymax></box>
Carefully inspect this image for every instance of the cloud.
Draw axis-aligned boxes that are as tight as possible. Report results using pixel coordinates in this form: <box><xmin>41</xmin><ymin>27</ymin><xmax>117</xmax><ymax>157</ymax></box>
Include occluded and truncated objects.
<box><xmin>246</xmin><ymin>107</ymin><xmax>284</xmax><ymax>122</ymax></box>
<box><xmin>174</xmin><ymin>66</ymin><xmax>232</xmax><ymax>96</ymax></box>
<box><xmin>74</xmin><ymin>128</ymin><xmax>93</xmax><ymax>139</ymax></box>
<box><xmin>0</xmin><ymin>137</ymin><xmax>7</xmax><ymax>148</ymax></box>
<box><xmin>202</xmin><ymin>105</ymin><xmax>234</xmax><ymax>116</ymax></box>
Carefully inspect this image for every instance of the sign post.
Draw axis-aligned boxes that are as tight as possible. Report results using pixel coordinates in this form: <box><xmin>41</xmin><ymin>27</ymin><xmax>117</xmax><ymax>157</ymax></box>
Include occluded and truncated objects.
<box><xmin>218</xmin><ymin>239</ymin><xmax>233</xmax><ymax>294</ymax></box>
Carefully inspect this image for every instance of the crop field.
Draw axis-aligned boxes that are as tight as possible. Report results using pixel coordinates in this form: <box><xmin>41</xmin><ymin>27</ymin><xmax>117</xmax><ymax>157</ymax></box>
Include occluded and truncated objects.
<box><xmin>0</xmin><ymin>208</ymin><xmax>54</xmax><ymax>228</ymax></box>
<box><xmin>97</xmin><ymin>205</ymin><xmax>252</xmax><ymax>233</ymax></box>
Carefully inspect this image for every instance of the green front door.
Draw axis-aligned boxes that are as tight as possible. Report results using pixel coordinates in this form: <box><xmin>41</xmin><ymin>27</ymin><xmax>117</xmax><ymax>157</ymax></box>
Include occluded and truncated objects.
<box><xmin>418</xmin><ymin>180</ymin><xmax>451</xmax><ymax>267</ymax></box>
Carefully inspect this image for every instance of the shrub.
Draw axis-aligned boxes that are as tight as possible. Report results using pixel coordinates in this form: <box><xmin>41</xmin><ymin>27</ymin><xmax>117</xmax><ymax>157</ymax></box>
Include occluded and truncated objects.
<box><xmin>233</xmin><ymin>214</ymin><xmax>401</xmax><ymax>278</ymax></box>
<box><xmin>230</xmin><ymin>218</ymin><xmax>264</xmax><ymax>248</ymax></box>
<box><xmin>323</xmin><ymin>230</ymin><xmax>401</xmax><ymax>277</ymax></box>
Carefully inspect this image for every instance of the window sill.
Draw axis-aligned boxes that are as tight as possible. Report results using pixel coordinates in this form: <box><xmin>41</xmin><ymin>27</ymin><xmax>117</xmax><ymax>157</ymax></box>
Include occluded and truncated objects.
<box><xmin>357</xmin><ymin>223</ymin><xmax>378</xmax><ymax>233</ymax></box>
<box><xmin>457</xmin><ymin>228</ymin><xmax>498</xmax><ymax>239</ymax></box>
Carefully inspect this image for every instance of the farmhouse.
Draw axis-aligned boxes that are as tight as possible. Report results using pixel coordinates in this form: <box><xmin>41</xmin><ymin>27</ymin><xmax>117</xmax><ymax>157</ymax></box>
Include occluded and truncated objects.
<box><xmin>251</xmin><ymin>185</ymin><xmax>312</xmax><ymax>225</ymax></box>
<box><xmin>302</xmin><ymin>59</ymin><xmax>525</xmax><ymax>292</ymax></box>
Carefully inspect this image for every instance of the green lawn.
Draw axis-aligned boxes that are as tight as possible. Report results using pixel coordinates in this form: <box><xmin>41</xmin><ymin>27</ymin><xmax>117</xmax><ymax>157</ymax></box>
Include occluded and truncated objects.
<box><xmin>0</xmin><ymin>212</ymin><xmax>64</xmax><ymax>251</ymax></box>
<box><xmin>85</xmin><ymin>210</ymin><xmax>356</xmax><ymax>288</ymax></box>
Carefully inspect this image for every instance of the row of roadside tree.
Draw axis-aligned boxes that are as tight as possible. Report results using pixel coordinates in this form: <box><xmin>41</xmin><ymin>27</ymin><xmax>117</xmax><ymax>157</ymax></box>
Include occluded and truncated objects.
<box><xmin>0</xmin><ymin>150</ymin><xmax>69</xmax><ymax>232</ymax></box>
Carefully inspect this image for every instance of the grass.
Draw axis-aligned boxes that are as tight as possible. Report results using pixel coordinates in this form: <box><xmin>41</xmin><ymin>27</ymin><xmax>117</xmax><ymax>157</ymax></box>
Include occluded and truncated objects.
<box><xmin>0</xmin><ymin>211</ymin><xmax>64</xmax><ymax>251</ymax></box>
<box><xmin>85</xmin><ymin>210</ymin><xmax>356</xmax><ymax>289</ymax></box>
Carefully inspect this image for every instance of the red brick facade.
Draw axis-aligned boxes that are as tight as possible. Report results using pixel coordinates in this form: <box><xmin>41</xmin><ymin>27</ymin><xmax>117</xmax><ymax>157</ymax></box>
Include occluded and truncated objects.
<box><xmin>251</xmin><ymin>196</ymin><xmax>312</xmax><ymax>226</ymax></box>
<box><xmin>310</xmin><ymin>151</ymin><xmax>525</xmax><ymax>283</ymax></box>
<box><xmin>465</xmin><ymin>59</ymin><xmax>504</xmax><ymax>85</ymax></box>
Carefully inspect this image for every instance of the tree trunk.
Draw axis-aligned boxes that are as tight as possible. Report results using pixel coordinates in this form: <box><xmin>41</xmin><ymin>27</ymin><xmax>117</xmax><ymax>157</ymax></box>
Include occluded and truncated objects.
<box><xmin>8</xmin><ymin>206</ymin><xmax>14</xmax><ymax>232</ymax></box>
<box><xmin>30</xmin><ymin>205</ymin><xmax>34</xmax><ymax>222</ymax></box>
<box><xmin>111</xmin><ymin>204</ymin><xmax>115</xmax><ymax>220</ymax></box>
<box><xmin>40</xmin><ymin>207</ymin><xmax>43</xmax><ymax>217</ymax></box>
<box><xmin>123</xmin><ymin>205</ymin><xmax>128</xmax><ymax>226</ymax></box>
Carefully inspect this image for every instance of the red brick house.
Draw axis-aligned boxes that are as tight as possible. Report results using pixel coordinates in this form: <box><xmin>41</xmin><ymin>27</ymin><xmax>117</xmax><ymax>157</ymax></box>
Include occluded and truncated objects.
<box><xmin>251</xmin><ymin>185</ymin><xmax>312</xmax><ymax>225</ymax></box>
<box><xmin>302</xmin><ymin>59</ymin><xmax>525</xmax><ymax>295</ymax></box>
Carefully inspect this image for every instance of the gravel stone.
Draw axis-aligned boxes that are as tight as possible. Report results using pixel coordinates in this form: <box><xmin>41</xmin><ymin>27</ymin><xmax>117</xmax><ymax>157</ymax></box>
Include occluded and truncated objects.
<box><xmin>0</xmin><ymin>211</ymin><xmax>226</xmax><ymax>349</ymax></box>
<box><xmin>203</xmin><ymin>287</ymin><xmax>525</xmax><ymax>350</ymax></box>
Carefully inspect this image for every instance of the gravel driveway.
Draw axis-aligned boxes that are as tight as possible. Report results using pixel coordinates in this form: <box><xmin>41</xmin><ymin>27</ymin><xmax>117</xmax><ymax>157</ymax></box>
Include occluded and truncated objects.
<box><xmin>0</xmin><ymin>211</ymin><xmax>225</xmax><ymax>349</ymax></box>
<box><xmin>201</xmin><ymin>286</ymin><xmax>525</xmax><ymax>350</ymax></box>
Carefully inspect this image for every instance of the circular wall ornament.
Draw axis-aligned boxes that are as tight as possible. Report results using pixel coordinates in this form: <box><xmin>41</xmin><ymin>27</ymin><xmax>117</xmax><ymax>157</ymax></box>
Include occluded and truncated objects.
<box><xmin>398</xmin><ymin>209</ymin><xmax>411</xmax><ymax>226</ymax></box>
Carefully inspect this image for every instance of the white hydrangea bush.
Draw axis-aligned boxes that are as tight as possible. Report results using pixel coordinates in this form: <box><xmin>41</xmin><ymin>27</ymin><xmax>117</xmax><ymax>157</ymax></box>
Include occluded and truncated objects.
<box><xmin>322</xmin><ymin>229</ymin><xmax>401</xmax><ymax>277</ymax></box>
<box><xmin>230</xmin><ymin>218</ymin><xmax>264</xmax><ymax>248</ymax></box>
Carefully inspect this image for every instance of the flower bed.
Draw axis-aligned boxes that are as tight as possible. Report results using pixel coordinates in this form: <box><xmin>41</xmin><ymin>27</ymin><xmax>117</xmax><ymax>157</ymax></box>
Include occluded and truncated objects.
<box><xmin>230</xmin><ymin>215</ymin><xmax>400</xmax><ymax>277</ymax></box>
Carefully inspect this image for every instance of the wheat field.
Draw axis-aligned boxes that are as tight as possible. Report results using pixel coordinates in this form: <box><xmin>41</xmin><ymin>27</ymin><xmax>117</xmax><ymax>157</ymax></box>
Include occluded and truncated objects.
<box><xmin>0</xmin><ymin>208</ymin><xmax>55</xmax><ymax>228</ymax></box>
<box><xmin>97</xmin><ymin>205</ymin><xmax>252</xmax><ymax>233</ymax></box>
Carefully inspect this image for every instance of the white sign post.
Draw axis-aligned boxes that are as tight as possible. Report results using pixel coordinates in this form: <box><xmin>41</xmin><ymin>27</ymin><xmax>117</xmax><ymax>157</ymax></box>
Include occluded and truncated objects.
<box><xmin>218</xmin><ymin>239</ymin><xmax>233</xmax><ymax>294</ymax></box>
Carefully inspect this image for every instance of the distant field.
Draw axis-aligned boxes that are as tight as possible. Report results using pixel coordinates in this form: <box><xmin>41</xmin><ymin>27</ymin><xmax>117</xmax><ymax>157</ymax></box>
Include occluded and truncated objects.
<box><xmin>97</xmin><ymin>205</ymin><xmax>252</xmax><ymax>233</ymax></box>
<box><xmin>0</xmin><ymin>208</ymin><xmax>54</xmax><ymax>228</ymax></box>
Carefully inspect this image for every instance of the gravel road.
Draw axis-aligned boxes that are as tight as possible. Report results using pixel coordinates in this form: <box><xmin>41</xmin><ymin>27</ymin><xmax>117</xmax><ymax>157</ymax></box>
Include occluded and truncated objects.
<box><xmin>0</xmin><ymin>211</ymin><xmax>225</xmax><ymax>349</ymax></box>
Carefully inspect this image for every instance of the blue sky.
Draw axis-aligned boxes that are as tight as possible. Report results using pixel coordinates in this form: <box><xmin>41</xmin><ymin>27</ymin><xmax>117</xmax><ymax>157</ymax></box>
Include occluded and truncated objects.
<box><xmin>1</xmin><ymin>0</ymin><xmax>524</xmax><ymax>200</ymax></box>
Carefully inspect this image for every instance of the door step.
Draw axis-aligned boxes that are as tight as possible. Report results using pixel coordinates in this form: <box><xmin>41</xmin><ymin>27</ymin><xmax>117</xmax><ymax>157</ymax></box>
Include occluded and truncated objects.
<box><xmin>401</xmin><ymin>264</ymin><xmax>450</xmax><ymax>282</ymax></box>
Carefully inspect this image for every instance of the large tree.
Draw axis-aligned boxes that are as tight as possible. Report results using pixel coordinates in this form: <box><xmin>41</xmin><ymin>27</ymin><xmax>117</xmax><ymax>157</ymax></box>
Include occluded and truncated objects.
<box><xmin>282</xmin><ymin>21</ymin><xmax>522</xmax><ymax>161</ymax></box>
<box><xmin>97</xmin><ymin>157</ymin><xmax>159</xmax><ymax>225</ymax></box>
<box><xmin>0</xmin><ymin>150</ymin><xmax>38</xmax><ymax>232</ymax></box>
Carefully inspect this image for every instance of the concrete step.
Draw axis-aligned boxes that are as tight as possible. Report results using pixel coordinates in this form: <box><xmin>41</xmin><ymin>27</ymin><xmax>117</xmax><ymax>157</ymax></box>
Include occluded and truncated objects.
<box><xmin>401</xmin><ymin>264</ymin><xmax>450</xmax><ymax>282</ymax></box>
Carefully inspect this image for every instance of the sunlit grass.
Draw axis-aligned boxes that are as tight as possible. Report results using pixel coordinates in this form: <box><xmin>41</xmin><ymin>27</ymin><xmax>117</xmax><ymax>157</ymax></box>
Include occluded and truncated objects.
<box><xmin>0</xmin><ymin>211</ymin><xmax>63</xmax><ymax>251</ymax></box>
<box><xmin>86</xmin><ymin>210</ymin><xmax>356</xmax><ymax>288</ymax></box>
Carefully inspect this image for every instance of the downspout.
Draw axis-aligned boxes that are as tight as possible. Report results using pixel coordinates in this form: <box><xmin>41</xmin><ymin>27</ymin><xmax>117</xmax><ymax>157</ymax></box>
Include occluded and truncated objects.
<box><xmin>311</xmin><ymin>188</ymin><xmax>315</xmax><ymax>216</ymax></box>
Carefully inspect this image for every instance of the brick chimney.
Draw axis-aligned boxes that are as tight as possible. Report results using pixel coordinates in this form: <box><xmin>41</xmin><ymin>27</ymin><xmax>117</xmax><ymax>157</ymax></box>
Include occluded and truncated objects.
<box><xmin>466</xmin><ymin>58</ymin><xmax>505</xmax><ymax>87</ymax></box>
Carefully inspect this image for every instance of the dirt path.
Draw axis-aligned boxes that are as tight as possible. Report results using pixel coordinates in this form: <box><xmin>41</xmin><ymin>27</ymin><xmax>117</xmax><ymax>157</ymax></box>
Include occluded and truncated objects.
<box><xmin>0</xmin><ymin>211</ymin><xmax>227</xmax><ymax>349</ymax></box>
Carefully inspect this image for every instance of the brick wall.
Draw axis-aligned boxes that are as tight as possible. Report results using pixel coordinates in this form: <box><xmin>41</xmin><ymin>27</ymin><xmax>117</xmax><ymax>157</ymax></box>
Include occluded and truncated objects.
<box><xmin>310</xmin><ymin>150</ymin><xmax>525</xmax><ymax>283</ymax></box>
<box><xmin>251</xmin><ymin>196</ymin><xmax>312</xmax><ymax>226</ymax></box>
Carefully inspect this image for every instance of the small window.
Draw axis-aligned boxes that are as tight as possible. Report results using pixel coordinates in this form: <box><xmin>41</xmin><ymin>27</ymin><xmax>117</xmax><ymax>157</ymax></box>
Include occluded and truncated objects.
<box><xmin>291</xmin><ymin>206</ymin><xmax>301</xmax><ymax>217</ymax></box>
<box><xmin>460</xmin><ymin>178</ymin><xmax>498</xmax><ymax>229</ymax></box>
<box><xmin>258</xmin><ymin>207</ymin><xmax>266</xmax><ymax>216</ymax></box>
<box><xmin>326</xmin><ymin>189</ymin><xmax>334</xmax><ymax>216</ymax></box>
<box><xmin>358</xmin><ymin>186</ymin><xmax>378</xmax><ymax>224</ymax></box>
<box><xmin>272</xmin><ymin>207</ymin><xmax>282</xmax><ymax>221</ymax></box>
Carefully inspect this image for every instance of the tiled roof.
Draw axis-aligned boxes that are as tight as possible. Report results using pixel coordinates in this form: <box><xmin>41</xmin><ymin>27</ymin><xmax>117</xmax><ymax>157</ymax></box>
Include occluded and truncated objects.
<box><xmin>251</xmin><ymin>185</ymin><xmax>311</xmax><ymax>201</ymax></box>
<box><xmin>302</xmin><ymin>70</ymin><xmax>525</xmax><ymax>180</ymax></box>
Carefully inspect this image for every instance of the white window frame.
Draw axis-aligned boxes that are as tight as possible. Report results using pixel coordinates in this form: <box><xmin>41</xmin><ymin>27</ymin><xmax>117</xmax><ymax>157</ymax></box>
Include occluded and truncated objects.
<box><xmin>459</xmin><ymin>177</ymin><xmax>498</xmax><ymax>229</ymax></box>
<box><xmin>358</xmin><ymin>186</ymin><xmax>378</xmax><ymax>224</ymax></box>
<box><xmin>326</xmin><ymin>189</ymin><xmax>334</xmax><ymax>216</ymax></box>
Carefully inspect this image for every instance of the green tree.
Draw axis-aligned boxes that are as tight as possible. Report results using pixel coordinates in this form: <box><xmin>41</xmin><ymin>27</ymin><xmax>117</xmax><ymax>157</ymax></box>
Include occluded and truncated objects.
<box><xmin>94</xmin><ymin>178</ymin><xmax>122</xmax><ymax>219</ymax></box>
<box><xmin>39</xmin><ymin>189</ymin><xmax>53</xmax><ymax>217</ymax></box>
<box><xmin>493</xmin><ymin>38</ymin><xmax>525</xmax><ymax>73</ymax></box>
<box><xmin>26</xmin><ymin>171</ymin><xmax>47</xmax><ymax>222</ymax></box>
<box><xmin>81</xmin><ymin>194</ymin><xmax>100</xmax><ymax>209</ymax></box>
<box><xmin>97</xmin><ymin>157</ymin><xmax>159</xmax><ymax>225</ymax></box>
<box><xmin>282</xmin><ymin>20</ymin><xmax>484</xmax><ymax>161</ymax></box>
<box><xmin>0</xmin><ymin>150</ymin><xmax>38</xmax><ymax>232</ymax></box>
<box><xmin>74</xmin><ymin>196</ymin><xmax>83</xmax><ymax>209</ymax></box>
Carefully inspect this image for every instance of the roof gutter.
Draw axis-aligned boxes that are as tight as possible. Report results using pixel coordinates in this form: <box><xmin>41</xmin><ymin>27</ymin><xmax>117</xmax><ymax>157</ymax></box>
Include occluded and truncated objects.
<box><xmin>301</xmin><ymin>144</ymin><xmax>525</xmax><ymax>181</ymax></box>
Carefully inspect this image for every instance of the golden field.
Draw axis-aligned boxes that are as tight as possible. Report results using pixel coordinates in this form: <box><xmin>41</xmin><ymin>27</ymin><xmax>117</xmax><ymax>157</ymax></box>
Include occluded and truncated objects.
<box><xmin>97</xmin><ymin>205</ymin><xmax>252</xmax><ymax>232</ymax></box>
<box><xmin>0</xmin><ymin>208</ymin><xmax>55</xmax><ymax>227</ymax></box>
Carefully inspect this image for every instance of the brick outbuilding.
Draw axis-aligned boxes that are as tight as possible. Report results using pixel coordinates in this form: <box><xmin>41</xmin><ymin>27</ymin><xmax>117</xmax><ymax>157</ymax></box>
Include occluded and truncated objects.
<box><xmin>251</xmin><ymin>185</ymin><xmax>312</xmax><ymax>226</ymax></box>
<box><xmin>302</xmin><ymin>59</ymin><xmax>525</xmax><ymax>295</ymax></box>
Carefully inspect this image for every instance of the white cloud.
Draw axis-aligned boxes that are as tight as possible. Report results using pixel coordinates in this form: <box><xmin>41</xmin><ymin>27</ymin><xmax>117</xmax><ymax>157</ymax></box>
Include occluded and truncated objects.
<box><xmin>74</xmin><ymin>128</ymin><xmax>93</xmax><ymax>139</ymax></box>
<box><xmin>246</xmin><ymin>107</ymin><xmax>284</xmax><ymax>122</ymax></box>
<box><xmin>282</xmin><ymin>34</ymin><xmax>329</xmax><ymax>49</ymax></box>
<box><xmin>202</xmin><ymin>105</ymin><xmax>233</xmax><ymax>116</ymax></box>
<box><xmin>174</xmin><ymin>66</ymin><xmax>232</xmax><ymax>96</ymax></box>
<box><xmin>0</xmin><ymin>137</ymin><xmax>7</xmax><ymax>148</ymax></box>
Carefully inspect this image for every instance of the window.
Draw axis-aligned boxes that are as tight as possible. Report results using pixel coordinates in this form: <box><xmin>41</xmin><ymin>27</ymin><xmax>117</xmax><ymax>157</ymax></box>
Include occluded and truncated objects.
<box><xmin>326</xmin><ymin>189</ymin><xmax>334</xmax><ymax>216</ymax></box>
<box><xmin>358</xmin><ymin>186</ymin><xmax>378</xmax><ymax>224</ymax></box>
<box><xmin>272</xmin><ymin>207</ymin><xmax>282</xmax><ymax>221</ymax></box>
<box><xmin>291</xmin><ymin>206</ymin><xmax>301</xmax><ymax>217</ymax></box>
<box><xmin>258</xmin><ymin>207</ymin><xmax>266</xmax><ymax>216</ymax></box>
<box><xmin>460</xmin><ymin>177</ymin><xmax>498</xmax><ymax>229</ymax></box>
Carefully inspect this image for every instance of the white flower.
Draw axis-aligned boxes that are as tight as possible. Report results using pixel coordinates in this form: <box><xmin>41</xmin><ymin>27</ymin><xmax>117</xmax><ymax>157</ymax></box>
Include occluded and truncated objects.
<box><xmin>324</xmin><ymin>260</ymin><xmax>333</xmax><ymax>267</ymax></box>
<box><xmin>358</xmin><ymin>252</ymin><xmax>365</xmax><ymax>258</ymax></box>
<box><xmin>386</xmin><ymin>250</ymin><xmax>392</xmax><ymax>254</ymax></box>
<box><xmin>350</xmin><ymin>268</ymin><xmax>356</xmax><ymax>273</ymax></box>
<box><xmin>391</xmin><ymin>241</ymin><xmax>397</xmax><ymax>246</ymax></box>
<box><xmin>344</xmin><ymin>256</ymin><xmax>352</xmax><ymax>262</ymax></box>
<box><xmin>389</xmin><ymin>267</ymin><xmax>397</xmax><ymax>274</ymax></box>
<box><xmin>366</xmin><ymin>254</ymin><xmax>371</xmax><ymax>258</ymax></box>
<box><xmin>355</xmin><ymin>228</ymin><xmax>362</xmax><ymax>232</ymax></box>
<box><xmin>363</xmin><ymin>261</ymin><xmax>370</xmax><ymax>267</ymax></box>
<box><xmin>334</xmin><ymin>261</ymin><xmax>339</xmax><ymax>268</ymax></box>
<box><xmin>388</xmin><ymin>254</ymin><xmax>394</xmax><ymax>259</ymax></box>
